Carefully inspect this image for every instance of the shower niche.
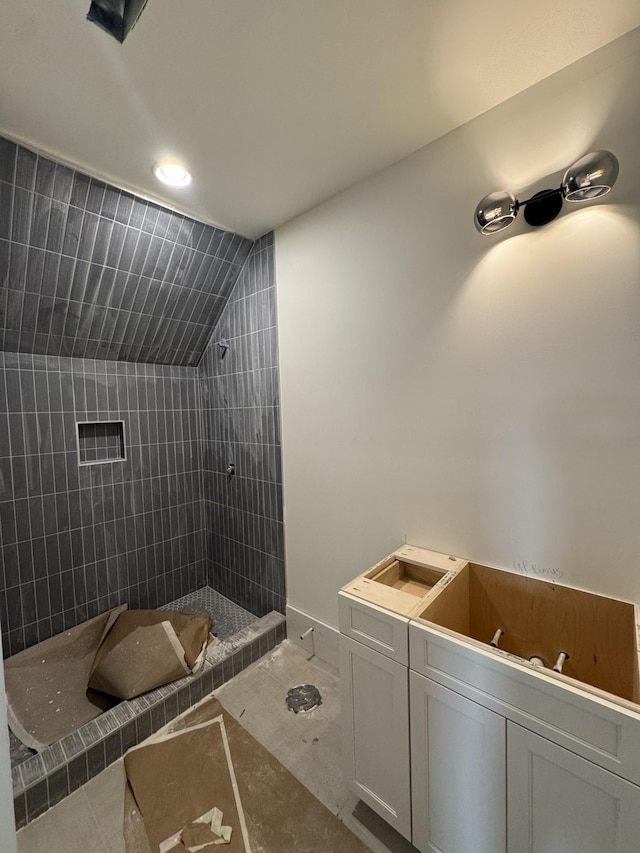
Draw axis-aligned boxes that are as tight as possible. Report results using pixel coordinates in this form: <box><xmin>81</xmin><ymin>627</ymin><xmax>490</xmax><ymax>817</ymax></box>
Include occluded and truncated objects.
<box><xmin>76</xmin><ymin>420</ymin><xmax>126</xmax><ymax>465</ymax></box>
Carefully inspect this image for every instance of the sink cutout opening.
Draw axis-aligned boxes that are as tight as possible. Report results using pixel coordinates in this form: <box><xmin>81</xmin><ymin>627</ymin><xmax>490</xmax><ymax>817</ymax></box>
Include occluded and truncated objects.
<box><xmin>368</xmin><ymin>560</ymin><xmax>444</xmax><ymax>597</ymax></box>
<box><xmin>418</xmin><ymin>563</ymin><xmax>639</xmax><ymax>703</ymax></box>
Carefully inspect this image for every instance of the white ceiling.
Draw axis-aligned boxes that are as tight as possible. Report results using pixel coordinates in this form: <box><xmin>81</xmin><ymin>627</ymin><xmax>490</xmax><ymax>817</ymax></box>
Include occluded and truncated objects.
<box><xmin>1</xmin><ymin>1</ymin><xmax>639</xmax><ymax>239</ymax></box>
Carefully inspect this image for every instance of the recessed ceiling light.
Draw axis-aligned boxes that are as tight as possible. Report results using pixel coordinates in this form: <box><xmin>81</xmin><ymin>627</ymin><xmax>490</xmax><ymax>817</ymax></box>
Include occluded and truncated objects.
<box><xmin>153</xmin><ymin>161</ymin><xmax>192</xmax><ymax>188</ymax></box>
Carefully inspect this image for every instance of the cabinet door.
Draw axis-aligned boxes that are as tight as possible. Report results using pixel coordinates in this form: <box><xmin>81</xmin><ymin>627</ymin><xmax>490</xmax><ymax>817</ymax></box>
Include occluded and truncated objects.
<box><xmin>507</xmin><ymin>722</ymin><xmax>640</xmax><ymax>853</ymax></box>
<box><xmin>340</xmin><ymin>634</ymin><xmax>411</xmax><ymax>839</ymax></box>
<box><xmin>410</xmin><ymin>672</ymin><xmax>506</xmax><ymax>853</ymax></box>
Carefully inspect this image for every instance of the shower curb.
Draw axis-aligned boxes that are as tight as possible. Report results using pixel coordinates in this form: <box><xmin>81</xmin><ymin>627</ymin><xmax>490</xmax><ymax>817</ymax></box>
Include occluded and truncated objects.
<box><xmin>12</xmin><ymin>610</ymin><xmax>286</xmax><ymax>829</ymax></box>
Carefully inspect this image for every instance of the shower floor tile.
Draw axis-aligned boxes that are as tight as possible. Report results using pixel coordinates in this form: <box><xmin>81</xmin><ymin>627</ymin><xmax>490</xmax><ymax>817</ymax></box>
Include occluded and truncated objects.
<box><xmin>160</xmin><ymin>586</ymin><xmax>256</xmax><ymax>640</ymax></box>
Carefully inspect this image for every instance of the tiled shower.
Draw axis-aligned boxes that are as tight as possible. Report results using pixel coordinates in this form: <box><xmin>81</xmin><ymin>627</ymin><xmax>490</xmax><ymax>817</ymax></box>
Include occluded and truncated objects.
<box><xmin>0</xmin><ymin>134</ymin><xmax>285</xmax><ymax>651</ymax></box>
<box><xmin>0</xmin><ymin>134</ymin><xmax>286</xmax><ymax>819</ymax></box>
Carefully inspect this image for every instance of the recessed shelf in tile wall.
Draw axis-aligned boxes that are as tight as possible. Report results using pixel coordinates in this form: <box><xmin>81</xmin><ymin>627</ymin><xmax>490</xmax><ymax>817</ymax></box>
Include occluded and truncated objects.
<box><xmin>76</xmin><ymin>420</ymin><xmax>126</xmax><ymax>465</ymax></box>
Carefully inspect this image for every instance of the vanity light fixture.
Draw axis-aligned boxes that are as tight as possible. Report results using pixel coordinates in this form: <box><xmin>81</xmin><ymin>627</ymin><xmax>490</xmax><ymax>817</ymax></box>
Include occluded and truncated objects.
<box><xmin>153</xmin><ymin>161</ymin><xmax>192</xmax><ymax>188</ymax></box>
<box><xmin>474</xmin><ymin>150</ymin><xmax>619</xmax><ymax>235</ymax></box>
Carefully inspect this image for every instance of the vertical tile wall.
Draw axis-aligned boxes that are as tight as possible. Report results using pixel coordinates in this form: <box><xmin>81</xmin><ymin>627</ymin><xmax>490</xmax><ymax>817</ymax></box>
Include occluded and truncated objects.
<box><xmin>0</xmin><ymin>352</ymin><xmax>205</xmax><ymax>657</ymax></box>
<box><xmin>199</xmin><ymin>234</ymin><xmax>285</xmax><ymax>615</ymax></box>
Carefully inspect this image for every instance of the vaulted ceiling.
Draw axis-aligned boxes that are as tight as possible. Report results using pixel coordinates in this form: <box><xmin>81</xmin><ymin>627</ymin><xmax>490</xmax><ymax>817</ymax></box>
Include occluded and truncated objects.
<box><xmin>2</xmin><ymin>2</ymin><xmax>639</xmax><ymax>239</ymax></box>
<box><xmin>1</xmin><ymin>3</ymin><xmax>640</xmax><ymax>367</ymax></box>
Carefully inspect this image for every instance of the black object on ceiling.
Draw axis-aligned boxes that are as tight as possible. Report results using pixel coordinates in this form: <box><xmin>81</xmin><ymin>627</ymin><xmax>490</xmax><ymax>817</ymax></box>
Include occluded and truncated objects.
<box><xmin>87</xmin><ymin>0</ymin><xmax>150</xmax><ymax>43</ymax></box>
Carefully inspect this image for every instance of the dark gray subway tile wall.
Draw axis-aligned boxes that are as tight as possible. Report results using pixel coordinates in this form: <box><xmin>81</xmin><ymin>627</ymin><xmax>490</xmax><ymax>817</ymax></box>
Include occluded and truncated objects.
<box><xmin>0</xmin><ymin>135</ymin><xmax>253</xmax><ymax>366</ymax></box>
<box><xmin>199</xmin><ymin>234</ymin><xmax>285</xmax><ymax>616</ymax></box>
<box><xmin>0</xmin><ymin>352</ymin><xmax>205</xmax><ymax>657</ymax></box>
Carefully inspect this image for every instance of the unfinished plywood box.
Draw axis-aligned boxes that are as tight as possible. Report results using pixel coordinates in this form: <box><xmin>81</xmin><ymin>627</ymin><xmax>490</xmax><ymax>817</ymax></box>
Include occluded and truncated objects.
<box><xmin>413</xmin><ymin>562</ymin><xmax>640</xmax><ymax>702</ymax></box>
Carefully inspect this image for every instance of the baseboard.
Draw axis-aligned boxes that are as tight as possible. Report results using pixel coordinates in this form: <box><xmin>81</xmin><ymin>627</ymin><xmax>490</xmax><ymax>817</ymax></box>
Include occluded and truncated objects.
<box><xmin>285</xmin><ymin>605</ymin><xmax>340</xmax><ymax>669</ymax></box>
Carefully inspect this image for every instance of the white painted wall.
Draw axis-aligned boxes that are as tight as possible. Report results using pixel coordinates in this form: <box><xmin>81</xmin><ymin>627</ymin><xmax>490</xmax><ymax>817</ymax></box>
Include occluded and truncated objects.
<box><xmin>276</xmin><ymin>28</ymin><xmax>640</xmax><ymax>629</ymax></box>
<box><xmin>0</xmin><ymin>634</ymin><xmax>17</xmax><ymax>853</ymax></box>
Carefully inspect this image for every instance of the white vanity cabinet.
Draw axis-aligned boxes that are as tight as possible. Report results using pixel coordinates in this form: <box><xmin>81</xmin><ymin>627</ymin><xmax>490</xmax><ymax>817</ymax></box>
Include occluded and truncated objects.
<box><xmin>338</xmin><ymin>546</ymin><xmax>467</xmax><ymax>841</ymax></box>
<box><xmin>341</xmin><ymin>549</ymin><xmax>640</xmax><ymax>852</ymax></box>
<box><xmin>409</xmin><ymin>557</ymin><xmax>640</xmax><ymax>853</ymax></box>
<box><xmin>409</xmin><ymin>663</ymin><xmax>640</xmax><ymax>853</ymax></box>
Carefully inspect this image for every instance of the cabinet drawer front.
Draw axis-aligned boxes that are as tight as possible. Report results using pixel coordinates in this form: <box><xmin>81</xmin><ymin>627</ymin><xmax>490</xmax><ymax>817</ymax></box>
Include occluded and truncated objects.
<box><xmin>339</xmin><ymin>592</ymin><xmax>409</xmax><ymax>664</ymax></box>
<box><xmin>410</xmin><ymin>622</ymin><xmax>640</xmax><ymax>783</ymax></box>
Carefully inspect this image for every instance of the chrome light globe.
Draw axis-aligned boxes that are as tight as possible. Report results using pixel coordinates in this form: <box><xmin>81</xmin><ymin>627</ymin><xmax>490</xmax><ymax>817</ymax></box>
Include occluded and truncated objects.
<box><xmin>562</xmin><ymin>150</ymin><xmax>619</xmax><ymax>202</ymax></box>
<box><xmin>474</xmin><ymin>191</ymin><xmax>518</xmax><ymax>234</ymax></box>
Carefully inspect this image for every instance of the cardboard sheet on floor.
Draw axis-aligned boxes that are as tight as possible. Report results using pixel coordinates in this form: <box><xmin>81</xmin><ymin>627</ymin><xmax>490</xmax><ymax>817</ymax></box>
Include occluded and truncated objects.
<box><xmin>124</xmin><ymin>697</ymin><xmax>371</xmax><ymax>853</ymax></box>
<box><xmin>4</xmin><ymin>605</ymin><xmax>127</xmax><ymax>751</ymax></box>
<box><xmin>124</xmin><ymin>715</ymin><xmax>248</xmax><ymax>852</ymax></box>
<box><xmin>89</xmin><ymin>610</ymin><xmax>212</xmax><ymax>700</ymax></box>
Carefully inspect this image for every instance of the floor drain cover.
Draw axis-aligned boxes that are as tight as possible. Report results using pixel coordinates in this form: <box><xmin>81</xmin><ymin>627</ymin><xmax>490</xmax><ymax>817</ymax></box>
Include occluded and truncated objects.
<box><xmin>286</xmin><ymin>684</ymin><xmax>322</xmax><ymax>713</ymax></box>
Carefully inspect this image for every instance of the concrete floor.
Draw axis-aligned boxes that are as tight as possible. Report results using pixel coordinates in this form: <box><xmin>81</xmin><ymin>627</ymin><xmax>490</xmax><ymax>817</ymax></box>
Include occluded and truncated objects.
<box><xmin>16</xmin><ymin>640</ymin><xmax>417</xmax><ymax>853</ymax></box>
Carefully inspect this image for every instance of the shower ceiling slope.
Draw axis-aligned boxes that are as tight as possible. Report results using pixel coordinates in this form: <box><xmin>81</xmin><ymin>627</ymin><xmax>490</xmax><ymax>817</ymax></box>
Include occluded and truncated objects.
<box><xmin>0</xmin><ymin>137</ymin><xmax>253</xmax><ymax>367</ymax></box>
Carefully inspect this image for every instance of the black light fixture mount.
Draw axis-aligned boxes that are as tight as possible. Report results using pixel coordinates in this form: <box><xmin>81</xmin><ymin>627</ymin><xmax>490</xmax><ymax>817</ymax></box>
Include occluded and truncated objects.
<box><xmin>87</xmin><ymin>0</ymin><xmax>150</xmax><ymax>43</ymax></box>
<box><xmin>474</xmin><ymin>150</ymin><xmax>619</xmax><ymax>235</ymax></box>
